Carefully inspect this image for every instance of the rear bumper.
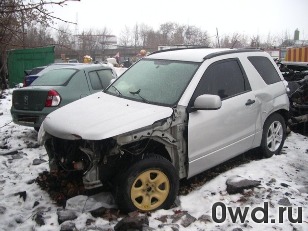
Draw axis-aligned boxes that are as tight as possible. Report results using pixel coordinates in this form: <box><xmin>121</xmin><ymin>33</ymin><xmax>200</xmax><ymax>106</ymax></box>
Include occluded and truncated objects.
<box><xmin>10</xmin><ymin>107</ymin><xmax>55</xmax><ymax>128</ymax></box>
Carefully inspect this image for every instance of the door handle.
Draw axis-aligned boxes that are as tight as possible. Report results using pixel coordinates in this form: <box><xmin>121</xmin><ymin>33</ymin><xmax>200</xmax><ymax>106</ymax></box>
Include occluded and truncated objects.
<box><xmin>245</xmin><ymin>99</ymin><xmax>255</xmax><ymax>106</ymax></box>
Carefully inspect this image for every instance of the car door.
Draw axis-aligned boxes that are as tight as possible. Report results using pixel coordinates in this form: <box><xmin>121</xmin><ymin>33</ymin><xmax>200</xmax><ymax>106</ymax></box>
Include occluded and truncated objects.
<box><xmin>187</xmin><ymin>58</ymin><xmax>260</xmax><ymax>177</ymax></box>
<box><xmin>65</xmin><ymin>70</ymin><xmax>91</xmax><ymax>100</ymax></box>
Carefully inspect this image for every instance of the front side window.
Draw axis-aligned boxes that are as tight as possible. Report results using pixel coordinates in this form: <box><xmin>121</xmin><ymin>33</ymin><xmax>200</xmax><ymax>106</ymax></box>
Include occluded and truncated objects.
<box><xmin>190</xmin><ymin>59</ymin><xmax>250</xmax><ymax>104</ymax></box>
<box><xmin>89</xmin><ymin>69</ymin><xmax>115</xmax><ymax>90</ymax></box>
<box><xmin>106</xmin><ymin>59</ymin><xmax>200</xmax><ymax>106</ymax></box>
<box><xmin>248</xmin><ymin>56</ymin><xmax>281</xmax><ymax>84</ymax></box>
<box><xmin>89</xmin><ymin>71</ymin><xmax>101</xmax><ymax>90</ymax></box>
<box><xmin>97</xmin><ymin>69</ymin><xmax>114</xmax><ymax>89</ymax></box>
<box><xmin>31</xmin><ymin>68</ymin><xmax>77</xmax><ymax>86</ymax></box>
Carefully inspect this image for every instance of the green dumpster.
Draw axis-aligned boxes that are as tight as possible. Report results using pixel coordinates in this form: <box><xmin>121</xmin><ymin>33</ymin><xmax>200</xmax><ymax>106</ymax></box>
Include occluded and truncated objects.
<box><xmin>7</xmin><ymin>46</ymin><xmax>55</xmax><ymax>88</ymax></box>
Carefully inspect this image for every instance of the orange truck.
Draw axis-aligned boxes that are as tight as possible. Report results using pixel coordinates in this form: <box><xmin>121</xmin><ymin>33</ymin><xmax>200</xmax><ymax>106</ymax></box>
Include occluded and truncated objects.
<box><xmin>284</xmin><ymin>46</ymin><xmax>308</xmax><ymax>62</ymax></box>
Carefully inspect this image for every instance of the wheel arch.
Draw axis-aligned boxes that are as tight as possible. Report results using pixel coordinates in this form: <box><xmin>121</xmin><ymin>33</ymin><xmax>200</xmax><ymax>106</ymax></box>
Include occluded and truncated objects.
<box><xmin>134</xmin><ymin>138</ymin><xmax>186</xmax><ymax>179</ymax></box>
<box><xmin>141</xmin><ymin>138</ymin><xmax>173</xmax><ymax>163</ymax></box>
<box><xmin>253</xmin><ymin>109</ymin><xmax>289</xmax><ymax>149</ymax></box>
<box><xmin>120</xmin><ymin>138</ymin><xmax>174</xmax><ymax>163</ymax></box>
<box><xmin>261</xmin><ymin>108</ymin><xmax>289</xmax><ymax>130</ymax></box>
<box><xmin>260</xmin><ymin>111</ymin><xmax>287</xmax><ymax>158</ymax></box>
<box><xmin>274</xmin><ymin>109</ymin><xmax>289</xmax><ymax>124</ymax></box>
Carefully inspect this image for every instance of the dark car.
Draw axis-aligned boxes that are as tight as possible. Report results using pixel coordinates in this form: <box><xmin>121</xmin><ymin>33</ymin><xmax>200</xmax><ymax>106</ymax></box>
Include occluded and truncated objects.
<box><xmin>68</xmin><ymin>59</ymin><xmax>79</xmax><ymax>63</ymax></box>
<box><xmin>11</xmin><ymin>64</ymin><xmax>116</xmax><ymax>130</ymax></box>
<box><xmin>23</xmin><ymin>66</ymin><xmax>47</xmax><ymax>87</ymax></box>
<box><xmin>23</xmin><ymin>63</ymin><xmax>83</xmax><ymax>87</ymax></box>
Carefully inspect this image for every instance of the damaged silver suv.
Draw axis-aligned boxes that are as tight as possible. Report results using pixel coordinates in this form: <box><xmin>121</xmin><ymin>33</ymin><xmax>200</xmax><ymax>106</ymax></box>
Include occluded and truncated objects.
<box><xmin>38</xmin><ymin>48</ymin><xmax>289</xmax><ymax>212</ymax></box>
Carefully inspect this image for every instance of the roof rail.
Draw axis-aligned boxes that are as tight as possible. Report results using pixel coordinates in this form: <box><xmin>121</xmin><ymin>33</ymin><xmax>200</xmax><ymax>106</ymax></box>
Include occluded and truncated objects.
<box><xmin>149</xmin><ymin>46</ymin><xmax>211</xmax><ymax>55</ymax></box>
<box><xmin>149</xmin><ymin>47</ymin><xmax>263</xmax><ymax>60</ymax></box>
<box><xmin>203</xmin><ymin>48</ymin><xmax>263</xmax><ymax>60</ymax></box>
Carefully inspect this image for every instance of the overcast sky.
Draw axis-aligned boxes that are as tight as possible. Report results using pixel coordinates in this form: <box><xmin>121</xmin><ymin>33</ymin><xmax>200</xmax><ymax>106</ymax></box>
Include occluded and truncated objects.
<box><xmin>51</xmin><ymin>0</ymin><xmax>308</xmax><ymax>40</ymax></box>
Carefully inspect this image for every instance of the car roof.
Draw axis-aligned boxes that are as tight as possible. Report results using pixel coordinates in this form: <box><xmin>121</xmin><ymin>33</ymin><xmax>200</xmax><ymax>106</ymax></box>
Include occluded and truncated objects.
<box><xmin>55</xmin><ymin>64</ymin><xmax>112</xmax><ymax>71</ymax></box>
<box><xmin>147</xmin><ymin>48</ymin><xmax>263</xmax><ymax>62</ymax></box>
<box><xmin>38</xmin><ymin>63</ymin><xmax>112</xmax><ymax>75</ymax></box>
<box><xmin>49</xmin><ymin>62</ymin><xmax>81</xmax><ymax>66</ymax></box>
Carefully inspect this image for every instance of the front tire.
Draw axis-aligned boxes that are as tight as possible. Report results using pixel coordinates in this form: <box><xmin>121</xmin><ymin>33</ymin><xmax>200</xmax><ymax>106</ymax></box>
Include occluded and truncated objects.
<box><xmin>260</xmin><ymin>113</ymin><xmax>286</xmax><ymax>158</ymax></box>
<box><xmin>115</xmin><ymin>154</ymin><xmax>179</xmax><ymax>213</ymax></box>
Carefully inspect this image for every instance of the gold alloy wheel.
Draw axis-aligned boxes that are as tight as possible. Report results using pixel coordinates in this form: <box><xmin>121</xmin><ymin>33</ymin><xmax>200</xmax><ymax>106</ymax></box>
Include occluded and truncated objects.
<box><xmin>130</xmin><ymin>169</ymin><xmax>170</xmax><ymax>211</ymax></box>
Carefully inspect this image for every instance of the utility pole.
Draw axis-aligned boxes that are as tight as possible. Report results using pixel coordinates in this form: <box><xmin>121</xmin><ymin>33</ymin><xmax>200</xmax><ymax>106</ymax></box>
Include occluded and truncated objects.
<box><xmin>74</xmin><ymin>13</ymin><xmax>79</xmax><ymax>50</ymax></box>
<box><xmin>216</xmin><ymin>28</ymin><xmax>220</xmax><ymax>48</ymax></box>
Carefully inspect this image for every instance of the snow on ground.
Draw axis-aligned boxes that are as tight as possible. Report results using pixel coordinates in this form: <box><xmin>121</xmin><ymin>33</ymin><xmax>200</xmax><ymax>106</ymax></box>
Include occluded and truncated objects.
<box><xmin>0</xmin><ymin>89</ymin><xmax>307</xmax><ymax>231</ymax></box>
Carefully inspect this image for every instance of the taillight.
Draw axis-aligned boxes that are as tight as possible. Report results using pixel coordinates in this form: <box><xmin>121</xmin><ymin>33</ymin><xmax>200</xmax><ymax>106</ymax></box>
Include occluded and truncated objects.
<box><xmin>45</xmin><ymin>90</ymin><xmax>61</xmax><ymax>107</ymax></box>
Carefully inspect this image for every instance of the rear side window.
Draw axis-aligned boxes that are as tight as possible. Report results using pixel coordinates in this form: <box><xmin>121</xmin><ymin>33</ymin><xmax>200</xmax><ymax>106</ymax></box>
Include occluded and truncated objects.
<box><xmin>248</xmin><ymin>56</ymin><xmax>281</xmax><ymax>84</ymax></box>
<box><xmin>31</xmin><ymin>69</ymin><xmax>77</xmax><ymax>86</ymax></box>
<box><xmin>89</xmin><ymin>69</ymin><xmax>114</xmax><ymax>90</ymax></box>
<box><xmin>190</xmin><ymin>59</ymin><xmax>250</xmax><ymax>104</ymax></box>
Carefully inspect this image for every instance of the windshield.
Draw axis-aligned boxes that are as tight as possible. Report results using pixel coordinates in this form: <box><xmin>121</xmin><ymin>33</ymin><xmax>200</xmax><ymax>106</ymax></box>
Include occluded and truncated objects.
<box><xmin>31</xmin><ymin>68</ymin><xmax>78</xmax><ymax>86</ymax></box>
<box><xmin>105</xmin><ymin>59</ymin><xmax>199</xmax><ymax>106</ymax></box>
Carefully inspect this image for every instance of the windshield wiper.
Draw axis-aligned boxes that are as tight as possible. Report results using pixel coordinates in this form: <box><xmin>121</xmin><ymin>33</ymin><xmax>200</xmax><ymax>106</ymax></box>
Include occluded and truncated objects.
<box><xmin>129</xmin><ymin>89</ymin><xmax>149</xmax><ymax>103</ymax></box>
<box><xmin>111</xmin><ymin>86</ymin><xmax>122</xmax><ymax>96</ymax></box>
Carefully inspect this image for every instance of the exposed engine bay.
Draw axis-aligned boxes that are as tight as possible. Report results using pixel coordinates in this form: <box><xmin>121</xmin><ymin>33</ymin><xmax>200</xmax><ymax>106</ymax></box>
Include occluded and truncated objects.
<box><xmin>43</xmin><ymin>107</ymin><xmax>188</xmax><ymax>190</ymax></box>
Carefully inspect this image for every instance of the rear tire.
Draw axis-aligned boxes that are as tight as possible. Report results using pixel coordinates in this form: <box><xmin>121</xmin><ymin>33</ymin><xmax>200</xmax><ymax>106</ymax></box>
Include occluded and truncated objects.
<box><xmin>260</xmin><ymin>113</ymin><xmax>286</xmax><ymax>158</ymax></box>
<box><xmin>114</xmin><ymin>154</ymin><xmax>179</xmax><ymax>213</ymax></box>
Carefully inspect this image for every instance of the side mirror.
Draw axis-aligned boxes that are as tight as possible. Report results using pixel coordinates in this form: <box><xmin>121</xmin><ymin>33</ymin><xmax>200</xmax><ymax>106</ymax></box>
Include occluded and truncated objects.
<box><xmin>193</xmin><ymin>94</ymin><xmax>222</xmax><ymax>110</ymax></box>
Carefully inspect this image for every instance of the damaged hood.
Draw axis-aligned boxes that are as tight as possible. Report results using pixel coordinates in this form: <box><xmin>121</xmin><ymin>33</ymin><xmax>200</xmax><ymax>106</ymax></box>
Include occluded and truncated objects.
<box><xmin>41</xmin><ymin>92</ymin><xmax>173</xmax><ymax>140</ymax></box>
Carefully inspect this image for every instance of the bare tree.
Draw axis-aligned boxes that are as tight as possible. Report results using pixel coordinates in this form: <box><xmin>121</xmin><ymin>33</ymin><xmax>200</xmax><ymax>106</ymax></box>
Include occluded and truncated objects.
<box><xmin>229</xmin><ymin>33</ymin><xmax>240</xmax><ymax>48</ymax></box>
<box><xmin>230</xmin><ymin>33</ymin><xmax>248</xmax><ymax>48</ymax></box>
<box><xmin>77</xmin><ymin>28</ymin><xmax>111</xmax><ymax>61</ymax></box>
<box><xmin>236</xmin><ymin>34</ymin><xmax>249</xmax><ymax>48</ymax></box>
<box><xmin>139</xmin><ymin>24</ymin><xmax>152</xmax><ymax>47</ymax></box>
<box><xmin>146</xmin><ymin>29</ymin><xmax>160</xmax><ymax>49</ymax></box>
<box><xmin>54</xmin><ymin>24</ymin><xmax>75</xmax><ymax>60</ymax></box>
<box><xmin>185</xmin><ymin>26</ymin><xmax>210</xmax><ymax>46</ymax></box>
<box><xmin>250</xmin><ymin>35</ymin><xmax>261</xmax><ymax>48</ymax></box>
<box><xmin>118</xmin><ymin>26</ymin><xmax>132</xmax><ymax>46</ymax></box>
<box><xmin>219</xmin><ymin>35</ymin><xmax>231</xmax><ymax>48</ymax></box>
<box><xmin>159</xmin><ymin>22</ymin><xmax>176</xmax><ymax>45</ymax></box>
<box><xmin>257</xmin><ymin>32</ymin><xmax>282</xmax><ymax>49</ymax></box>
<box><xmin>0</xmin><ymin>0</ymin><xmax>77</xmax><ymax>89</ymax></box>
<box><xmin>132</xmin><ymin>24</ymin><xmax>140</xmax><ymax>48</ymax></box>
<box><xmin>198</xmin><ymin>30</ymin><xmax>211</xmax><ymax>47</ymax></box>
<box><xmin>78</xmin><ymin>29</ymin><xmax>97</xmax><ymax>60</ymax></box>
<box><xmin>96</xmin><ymin>28</ymin><xmax>112</xmax><ymax>60</ymax></box>
<box><xmin>172</xmin><ymin>25</ymin><xmax>185</xmax><ymax>45</ymax></box>
<box><xmin>280</xmin><ymin>30</ymin><xmax>295</xmax><ymax>47</ymax></box>
<box><xmin>216</xmin><ymin>33</ymin><xmax>249</xmax><ymax>48</ymax></box>
<box><xmin>25</xmin><ymin>23</ymin><xmax>54</xmax><ymax>47</ymax></box>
